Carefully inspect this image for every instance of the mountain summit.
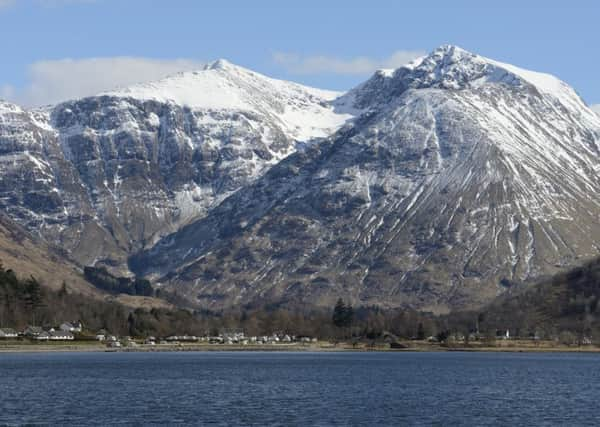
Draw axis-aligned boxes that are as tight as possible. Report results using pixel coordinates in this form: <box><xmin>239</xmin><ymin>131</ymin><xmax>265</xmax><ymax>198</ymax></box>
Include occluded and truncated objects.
<box><xmin>131</xmin><ymin>45</ymin><xmax>600</xmax><ymax>312</ymax></box>
<box><xmin>1</xmin><ymin>45</ymin><xmax>600</xmax><ymax>312</ymax></box>
<box><xmin>103</xmin><ymin>58</ymin><xmax>354</xmax><ymax>141</ymax></box>
<box><xmin>0</xmin><ymin>58</ymin><xmax>358</xmax><ymax>271</ymax></box>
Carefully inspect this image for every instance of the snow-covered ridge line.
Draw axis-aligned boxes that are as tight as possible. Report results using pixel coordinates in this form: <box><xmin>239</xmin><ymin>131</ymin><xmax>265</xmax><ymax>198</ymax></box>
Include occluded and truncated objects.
<box><xmin>127</xmin><ymin>45</ymin><xmax>600</xmax><ymax>312</ymax></box>
<box><xmin>101</xmin><ymin>58</ymin><xmax>356</xmax><ymax>142</ymax></box>
<box><xmin>348</xmin><ymin>45</ymin><xmax>598</xmax><ymax>122</ymax></box>
<box><xmin>2</xmin><ymin>43</ymin><xmax>600</xmax><ymax>302</ymax></box>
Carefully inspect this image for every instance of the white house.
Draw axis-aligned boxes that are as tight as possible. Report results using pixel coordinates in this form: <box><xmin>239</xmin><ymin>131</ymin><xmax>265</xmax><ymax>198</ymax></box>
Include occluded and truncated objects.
<box><xmin>49</xmin><ymin>330</ymin><xmax>74</xmax><ymax>341</ymax></box>
<box><xmin>59</xmin><ymin>322</ymin><xmax>82</xmax><ymax>333</ymax></box>
<box><xmin>0</xmin><ymin>328</ymin><xmax>18</xmax><ymax>339</ymax></box>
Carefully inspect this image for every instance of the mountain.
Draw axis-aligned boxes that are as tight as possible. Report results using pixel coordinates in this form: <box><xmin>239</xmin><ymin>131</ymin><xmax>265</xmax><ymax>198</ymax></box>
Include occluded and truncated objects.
<box><xmin>131</xmin><ymin>46</ymin><xmax>600</xmax><ymax>313</ymax></box>
<box><xmin>0</xmin><ymin>62</ymin><xmax>357</xmax><ymax>273</ymax></box>
<box><xmin>3</xmin><ymin>45</ymin><xmax>600</xmax><ymax>313</ymax></box>
<box><xmin>0</xmin><ymin>212</ymin><xmax>96</xmax><ymax>296</ymax></box>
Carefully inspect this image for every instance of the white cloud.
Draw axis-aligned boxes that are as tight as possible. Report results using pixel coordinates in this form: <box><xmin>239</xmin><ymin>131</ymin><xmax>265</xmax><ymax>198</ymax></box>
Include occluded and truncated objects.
<box><xmin>272</xmin><ymin>50</ymin><xmax>425</xmax><ymax>76</ymax></box>
<box><xmin>591</xmin><ymin>104</ymin><xmax>600</xmax><ymax>115</ymax></box>
<box><xmin>0</xmin><ymin>0</ymin><xmax>15</xmax><ymax>9</ymax></box>
<box><xmin>7</xmin><ymin>57</ymin><xmax>205</xmax><ymax>106</ymax></box>
<box><xmin>0</xmin><ymin>84</ymin><xmax>15</xmax><ymax>100</ymax></box>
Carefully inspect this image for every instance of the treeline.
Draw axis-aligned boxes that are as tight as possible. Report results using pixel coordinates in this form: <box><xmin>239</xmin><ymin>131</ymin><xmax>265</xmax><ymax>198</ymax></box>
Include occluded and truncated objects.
<box><xmin>0</xmin><ymin>263</ymin><xmax>436</xmax><ymax>339</ymax></box>
<box><xmin>84</xmin><ymin>266</ymin><xmax>153</xmax><ymax>297</ymax></box>
<box><xmin>0</xmin><ymin>262</ymin><xmax>504</xmax><ymax>340</ymax></box>
<box><xmin>465</xmin><ymin>257</ymin><xmax>600</xmax><ymax>341</ymax></box>
<box><xmin>201</xmin><ymin>303</ymin><xmax>438</xmax><ymax>342</ymax></box>
<box><xmin>0</xmin><ymin>263</ymin><xmax>228</xmax><ymax>337</ymax></box>
<box><xmin>0</xmin><ymin>263</ymin><xmax>129</xmax><ymax>334</ymax></box>
<box><xmin>123</xmin><ymin>257</ymin><xmax>600</xmax><ymax>341</ymax></box>
<box><xmin>6</xmin><ymin>257</ymin><xmax>600</xmax><ymax>341</ymax></box>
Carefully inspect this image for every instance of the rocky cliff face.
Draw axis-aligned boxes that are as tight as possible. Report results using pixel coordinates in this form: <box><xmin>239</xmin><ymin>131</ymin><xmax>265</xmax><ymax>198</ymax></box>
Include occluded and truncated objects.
<box><xmin>131</xmin><ymin>46</ymin><xmax>600</xmax><ymax>312</ymax></box>
<box><xmin>3</xmin><ymin>46</ymin><xmax>600</xmax><ymax>312</ymax></box>
<box><xmin>0</xmin><ymin>61</ymin><xmax>355</xmax><ymax>273</ymax></box>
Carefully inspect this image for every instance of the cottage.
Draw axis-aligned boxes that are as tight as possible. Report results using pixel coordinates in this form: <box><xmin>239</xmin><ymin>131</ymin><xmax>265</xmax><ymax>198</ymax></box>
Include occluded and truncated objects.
<box><xmin>34</xmin><ymin>331</ymin><xmax>50</xmax><ymax>341</ymax></box>
<box><xmin>24</xmin><ymin>326</ymin><xmax>44</xmax><ymax>337</ymax></box>
<box><xmin>60</xmin><ymin>322</ymin><xmax>82</xmax><ymax>333</ymax></box>
<box><xmin>49</xmin><ymin>330</ymin><xmax>74</xmax><ymax>341</ymax></box>
<box><xmin>221</xmin><ymin>329</ymin><xmax>245</xmax><ymax>342</ymax></box>
<box><xmin>0</xmin><ymin>328</ymin><xmax>18</xmax><ymax>339</ymax></box>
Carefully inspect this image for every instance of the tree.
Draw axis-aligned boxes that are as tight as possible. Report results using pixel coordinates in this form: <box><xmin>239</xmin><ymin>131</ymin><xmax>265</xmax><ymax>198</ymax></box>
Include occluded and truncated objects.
<box><xmin>436</xmin><ymin>330</ymin><xmax>449</xmax><ymax>344</ymax></box>
<box><xmin>332</xmin><ymin>298</ymin><xmax>353</xmax><ymax>328</ymax></box>
<box><xmin>24</xmin><ymin>277</ymin><xmax>44</xmax><ymax>325</ymax></box>
<box><xmin>127</xmin><ymin>312</ymin><xmax>136</xmax><ymax>336</ymax></box>
<box><xmin>417</xmin><ymin>322</ymin><xmax>425</xmax><ymax>340</ymax></box>
<box><xmin>332</xmin><ymin>298</ymin><xmax>346</xmax><ymax>328</ymax></box>
<box><xmin>344</xmin><ymin>304</ymin><xmax>354</xmax><ymax>328</ymax></box>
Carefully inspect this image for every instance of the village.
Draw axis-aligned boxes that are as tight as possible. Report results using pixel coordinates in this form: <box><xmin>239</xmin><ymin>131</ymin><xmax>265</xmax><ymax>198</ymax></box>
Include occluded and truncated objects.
<box><xmin>0</xmin><ymin>322</ymin><xmax>83</xmax><ymax>341</ymax></box>
<box><xmin>0</xmin><ymin>322</ymin><xmax>321</xmax><ymax>349</ymax></box>
<box><xmin>0</xmin><ymin>321</ymin><xmax>596</xmax><ymax>352</ymax></box>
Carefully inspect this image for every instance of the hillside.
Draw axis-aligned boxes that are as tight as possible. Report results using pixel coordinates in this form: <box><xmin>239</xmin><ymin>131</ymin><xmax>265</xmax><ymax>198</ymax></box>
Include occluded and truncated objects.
<box><xmin>476</xmin><ymin>257</ymin><xmax>600</xmax><ymax>338</ymax></box>
<box><xmin>0</xmin><ymin>214</ymin><xmax>170</xmax><ymax>309</ymax></box>
<box><xmin>0</xmin><ymin>213</ymin><xmax>97</xmax><ymax>296</ymax></box>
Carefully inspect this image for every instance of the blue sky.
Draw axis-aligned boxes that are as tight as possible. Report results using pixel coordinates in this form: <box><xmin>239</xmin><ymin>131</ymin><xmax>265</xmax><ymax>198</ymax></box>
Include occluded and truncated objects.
<box><xmin>1</xmin><ymin>0</ymin><xmax>598</xmax><ymax>108</ymax></box>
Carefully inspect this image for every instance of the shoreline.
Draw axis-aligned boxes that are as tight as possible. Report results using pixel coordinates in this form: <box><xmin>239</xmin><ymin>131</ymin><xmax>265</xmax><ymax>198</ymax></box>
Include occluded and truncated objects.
<box><xmin>2</xmin><ymin>341</ymin><xmax>600</xmax><ymax>354</ymax></box>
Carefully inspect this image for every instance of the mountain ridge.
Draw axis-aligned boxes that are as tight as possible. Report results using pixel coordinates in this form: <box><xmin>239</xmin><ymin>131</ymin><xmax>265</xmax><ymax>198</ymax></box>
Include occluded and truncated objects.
<box><xmin>0</xmin><ymin>61</ymin><xmax>361</xmax><ymax>273</ymax></box>
<box><xmin>2</xmin><ymin>45</ymin><xmax>600</xmax><ymax>312</ymax></box>
<box><xmin>130</xmin><ymin>45</ymin><xmax>600</xmax><ymax>312</ymax></box>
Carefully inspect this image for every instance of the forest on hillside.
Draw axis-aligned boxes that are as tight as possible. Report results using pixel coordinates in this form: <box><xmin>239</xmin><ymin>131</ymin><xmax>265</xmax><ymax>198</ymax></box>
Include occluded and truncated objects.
<box><xmin>4</xmin><ymin>257</ymin><xmax>600</xmax><ymax>342</ymax></box>
<box><xmin>0</xmin><ymin>262</ymin><xmax>434</xmax><ymax>339</ymax></box>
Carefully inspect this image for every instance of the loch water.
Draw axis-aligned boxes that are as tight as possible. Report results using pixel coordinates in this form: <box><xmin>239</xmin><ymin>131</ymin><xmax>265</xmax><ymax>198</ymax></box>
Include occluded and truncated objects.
<box><xmin>0</xmin><ymin>351</ymin><xmax>598</xmax><ymax>426</ymax></box>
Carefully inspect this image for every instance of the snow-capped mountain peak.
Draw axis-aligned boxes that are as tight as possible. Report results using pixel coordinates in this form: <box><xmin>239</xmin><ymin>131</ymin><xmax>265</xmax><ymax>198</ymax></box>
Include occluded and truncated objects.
<box><xmin>130</xmin><ymin>45</ymin><xmax>600</xmax><ymax>312</ymax></box>
<box><xmin>4</xmin><ymin>45</ymin><xmax>600</xmax><ymax>312</ymax></box>
<box><xmin>101</xmin><ymin>58</ymin><xmax>355</xmax><ymax>142</ymax></box>
<box><xmin>202</xmin><ymin>58</ymin><xmax>235</xmax><ymax>71</ymax></box>
<box><xmin>408</xmin><ymin>45</ymin><xmax>589</xmax><ymax>112</ymax></box>
<box><xmin>347</xmin><ymin>44</ymin><xmax>598</xmax><ymax>122</ymax></box>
